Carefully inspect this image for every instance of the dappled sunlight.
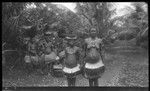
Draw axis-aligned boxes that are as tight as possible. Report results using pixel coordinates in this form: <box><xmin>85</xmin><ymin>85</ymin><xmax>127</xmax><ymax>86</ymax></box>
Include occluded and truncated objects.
<box><xmin>2</xmin><ymin>2</ymin><xmax>148</xmax><ymax>87</ymax></box>
<box><xmin>51</xmin><ymin>3</ymin><xmax>77</xmax><ymax>13</ymax></box>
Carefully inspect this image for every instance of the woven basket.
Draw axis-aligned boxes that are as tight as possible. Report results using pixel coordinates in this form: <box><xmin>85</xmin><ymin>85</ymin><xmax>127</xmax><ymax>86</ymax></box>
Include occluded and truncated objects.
<box><xmin>51</xmin><ymin>63</ymin><xmax>64</xmax><ymax>78</ymax></box>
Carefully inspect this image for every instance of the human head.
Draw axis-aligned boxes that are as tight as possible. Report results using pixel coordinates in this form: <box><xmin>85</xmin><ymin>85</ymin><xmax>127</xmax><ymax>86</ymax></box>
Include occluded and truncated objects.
<box><xmin>90</xmin><ymin>28</ymin><xmax>97</xmax><ymax>38</ymax></box>
<box><xmin>66</xmin><ymin>35</ymin><xmax>77</xmax><ymax>47</ymax></box>
<box><xmin>67</xmin><ymin>40</ymin><xmax>74</xmax><ymax>47</ymax></box>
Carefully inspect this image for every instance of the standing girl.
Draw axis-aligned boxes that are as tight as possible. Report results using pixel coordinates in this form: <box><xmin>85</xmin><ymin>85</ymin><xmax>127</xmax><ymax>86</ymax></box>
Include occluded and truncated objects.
<box><xmin>59</xmin><ymin>35</ymin><xmax>82</xmax><ymax>86</ymax></box>
<box><xmin>83</xmin><ymin>28</ymin><xmax>105</xmax><ymax>86</ymax></box>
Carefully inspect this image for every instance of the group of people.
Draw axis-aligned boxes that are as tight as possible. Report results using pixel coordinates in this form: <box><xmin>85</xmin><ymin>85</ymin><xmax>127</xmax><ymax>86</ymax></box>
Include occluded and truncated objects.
<box><xmin>24</xmin><ymin>27</ymin><xmax>105</xmax><ymax>87</ymax></box>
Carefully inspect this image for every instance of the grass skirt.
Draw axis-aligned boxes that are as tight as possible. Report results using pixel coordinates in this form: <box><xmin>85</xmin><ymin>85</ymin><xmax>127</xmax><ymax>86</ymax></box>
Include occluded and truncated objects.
<box><xmin>63</xmin><ymin>64</ymin><xmax>81</xmax><ymax>78</ymax></box>
<box><xmin>83</xmin><ymin>64</ymin><xmax>105</xmax><ymax>79</ymax></box>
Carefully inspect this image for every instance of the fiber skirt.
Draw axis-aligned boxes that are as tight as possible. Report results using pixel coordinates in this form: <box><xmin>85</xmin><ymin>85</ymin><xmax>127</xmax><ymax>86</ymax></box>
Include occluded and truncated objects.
<box><xmin>83</xmin><ymin>65</ymin><xmax>105</xmax><ymax>79</ymax></box>
<box><xmin>63</xmin><ymin>64</ymin><xmax>81</xmax><ymax>78</ymax></box>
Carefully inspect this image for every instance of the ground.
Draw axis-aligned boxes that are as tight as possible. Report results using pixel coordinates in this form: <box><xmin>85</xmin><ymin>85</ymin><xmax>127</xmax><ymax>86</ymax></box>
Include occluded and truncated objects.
<box><xmin>2</xmin><ymin>40</ymin><xmax>149</xmax><ymax>87</ymax></box>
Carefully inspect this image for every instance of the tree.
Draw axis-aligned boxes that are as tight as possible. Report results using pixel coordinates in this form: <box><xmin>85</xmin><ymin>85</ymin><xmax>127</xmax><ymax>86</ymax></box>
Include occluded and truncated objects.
<box><xmin>75</xmin><ymin>3</ymin><xmax>117</xmax><ymax>38</ymax></box>
<box><xmin>2</xmin><ymin>2</ymin><xmax>27</xmax><ymax>50</ymax></box>
<box><xmin>111</xmin><ymin>2</ymin><xmax>148</xmax><ymax>44</ymax></box>
<box><xmin>126</xmin><ymin>2</ymin><xmax>148</xmax><ymax>46</ymax></box>
<box><xmin>2</xmin><ymin>2</ymin><xmax>86</xmax><ymax>56</ymax></box>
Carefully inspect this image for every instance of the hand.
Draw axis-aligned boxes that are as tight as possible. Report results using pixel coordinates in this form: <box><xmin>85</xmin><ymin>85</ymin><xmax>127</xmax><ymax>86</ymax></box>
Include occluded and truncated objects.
<box><xmin>56</xmin><ymin>56</ymin><xmax>60</xmax><ymax>60</ymax></box>
<box><xmin>79</xmin><ymin>64</ymin><xmax>84</xmax><ymax>69</ymax></box>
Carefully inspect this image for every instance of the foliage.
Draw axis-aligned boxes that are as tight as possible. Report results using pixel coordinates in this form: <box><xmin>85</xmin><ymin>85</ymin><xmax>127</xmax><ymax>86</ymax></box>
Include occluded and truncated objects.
<box><xmin>108</xmin><ymin>2</ymin><xmax>148</xmax><ymax>44</ymax></box>
<box><xmin>2</xmin><ymin>2</ymin><xmax>86</xmax><ymax>62</ymax></box>
<box><xmin>2</xmin><ymin>2</ymin><xmax>26</xmax><ymax>50</ymax></box>
<box><xmin>3</xmin><ymin>2</ymin><xmax>148</xmax><ymax>61</ymax></box>
<box><xmin>125</xmin><ymin>2</ymin><xmax>148</xmax><ymax>46</ymax></box>
<box><xmin>75</xmin><ymin>3</ymin><xmax>117</xmax><ymax>37</ymax></box>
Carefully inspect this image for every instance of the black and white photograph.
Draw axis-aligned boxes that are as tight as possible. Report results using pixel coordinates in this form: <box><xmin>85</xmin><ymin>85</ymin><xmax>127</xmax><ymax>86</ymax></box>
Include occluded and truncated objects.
<box><xmin>2</xmin><ymin>2</ymin><xmax>149</xmax><ymax>89</ymax></box>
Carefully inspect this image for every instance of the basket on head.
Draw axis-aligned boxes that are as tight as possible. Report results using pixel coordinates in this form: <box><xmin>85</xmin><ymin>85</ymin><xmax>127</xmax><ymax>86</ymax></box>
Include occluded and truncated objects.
<box><xmin>65</xmin><ymin>34</ymin><xmax>77</xmax><ymax>40</ymax></box>
<box><xmin>51</xmin><ymin>62</ymin><xmax>64</xmax><ymax>78</ymax></box>
<box><xmin>65</xmin><ymin>34</ymin><xmax>77</xmax><ymax>46</ymax></box>
<box><xmin>90</xmin><ymin>28</ymin><xmax>97</xmax><ymax>34</ymax></box>
<box><xmin>45</xmin><ymin>31</ymin><xmax>53</xmax><ymax>36</ymax></box>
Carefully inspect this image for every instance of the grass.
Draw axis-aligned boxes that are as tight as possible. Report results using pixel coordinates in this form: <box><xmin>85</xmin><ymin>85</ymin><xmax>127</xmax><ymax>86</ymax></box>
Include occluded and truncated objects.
<box><xmin>2</xmin><ymin>41</ymin><xmax>149</xmax><ymax>87</ymax></box>
<box><xmin>118</xmin><ymin>62</ymin><xmax>149</xmax><ymax>87</ymax></box>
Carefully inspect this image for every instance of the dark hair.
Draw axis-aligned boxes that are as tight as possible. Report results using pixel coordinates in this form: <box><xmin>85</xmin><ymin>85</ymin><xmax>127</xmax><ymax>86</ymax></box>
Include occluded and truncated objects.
<box><xmin>23</xmin><ymin>26</ymin><xmax>37</xmax><ymax>38</ymax></box>
<box><xmin>90</xmin><ymin>28</ymin><xmax>97</xmax><ymax>33</ymax></box>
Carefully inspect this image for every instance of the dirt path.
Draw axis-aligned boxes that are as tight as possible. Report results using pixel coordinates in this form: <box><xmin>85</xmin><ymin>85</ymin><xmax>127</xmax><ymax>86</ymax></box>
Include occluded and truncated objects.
<box><xmin>2</xmin><ymin>46</ymin><xmax>148</xmax><ymax>87</ymax></box>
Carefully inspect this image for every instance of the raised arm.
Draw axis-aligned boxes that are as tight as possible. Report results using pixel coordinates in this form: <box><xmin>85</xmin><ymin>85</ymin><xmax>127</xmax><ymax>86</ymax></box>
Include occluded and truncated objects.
<box><xmin>58</xmin><ymin>50</ymin><xmax>66</xmax><ymax>59</ymax></box>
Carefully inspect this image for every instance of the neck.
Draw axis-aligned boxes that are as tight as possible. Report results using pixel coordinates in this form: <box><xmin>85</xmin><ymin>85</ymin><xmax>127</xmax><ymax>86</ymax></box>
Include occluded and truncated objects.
<box><xmin>91</xmin><ymin>36</ymin><xmax>96</xmax><ymax>39</ymax></box>
<box><xmin>69</xmin><ymin>45</ymin><xmax>74</xmax><ymax>48</ymax></box>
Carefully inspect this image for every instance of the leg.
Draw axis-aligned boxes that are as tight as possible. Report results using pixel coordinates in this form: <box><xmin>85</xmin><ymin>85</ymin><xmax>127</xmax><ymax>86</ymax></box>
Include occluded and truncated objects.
<box><xmin>93</xmin><ymin>78</ymin><xmax>99</xmax><ymax>86</ymax></box>
<box><xmin>89</xmin><ymin>79</ymin><xmax>94</xmax><ymax>87</ymax></box>
<box><xmin>71</xmin><ymin>77</ymin><xmax>76</xmax><ymax>86</ymax></box>
<box><xmin>41</xmin><ymin>62</ymin><xmax>50</xmax><ymax>75</ymax></box>
<box><xmin>67</xmin><ymin>77</ymin><xmax>72</xmax><ymax>86</ymax></box>
<box><xmin>26</xmin><ymin>63</ymin><xmax>33</xmax><ymax>74</ymax></box>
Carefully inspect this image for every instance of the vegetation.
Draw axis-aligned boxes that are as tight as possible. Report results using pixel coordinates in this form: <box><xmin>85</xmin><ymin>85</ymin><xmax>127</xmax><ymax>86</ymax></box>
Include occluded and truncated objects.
<box><xmin>2</xmin><ymin>2</ymin><xmax>148</xmax><ymax>68</ymax></box>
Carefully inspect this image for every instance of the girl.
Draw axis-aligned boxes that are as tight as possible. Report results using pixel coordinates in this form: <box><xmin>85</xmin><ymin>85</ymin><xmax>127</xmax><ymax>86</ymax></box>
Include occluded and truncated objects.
<box><xmin>83</xmin><ymin>28</ymin><xmax>105</xmax><ymax>86</ymax></box>
<box><xmin>59</xmin><ymin>35</ymin><xmax>82</xmax><ymax>86</ymax></box>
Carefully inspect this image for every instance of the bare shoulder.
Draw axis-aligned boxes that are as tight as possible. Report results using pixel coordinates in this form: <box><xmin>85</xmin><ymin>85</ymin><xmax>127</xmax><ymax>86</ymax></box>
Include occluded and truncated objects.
<box><xmin>97</xmin><ymin>37</ymin><xmax>102</xmax><ymax>42</ymax></box>
<box><xmin>85</xmin><ymin>37</ymin><xmax>90</xmax><ymax>42</ymax></box>
<box><xmin>75</xmin><ymin>46</ymin><xmax>80</xmax><ymax>50</ymax></box>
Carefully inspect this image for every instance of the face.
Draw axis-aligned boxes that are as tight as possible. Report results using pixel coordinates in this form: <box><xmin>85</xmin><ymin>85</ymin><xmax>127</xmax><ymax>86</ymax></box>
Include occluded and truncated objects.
<box><xmin>90</xmin><ymin>28</ymin><xmax>97</xmax><ymax>38</ymax></box>
<box><xmin>91</xmin><ymin>32</ymin><xmax>97</xmax><ymax>38</ymax></box>
<box><xmin>68</xmin><ymin>40</ymin><xmax>74</xmax><ymax>47</ymax></box>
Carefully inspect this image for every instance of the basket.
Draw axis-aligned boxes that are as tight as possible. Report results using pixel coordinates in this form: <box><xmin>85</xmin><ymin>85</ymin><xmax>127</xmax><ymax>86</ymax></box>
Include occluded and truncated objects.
<box><xmin>51</xmin><ymin>63</ymin><xmax>64</xmax><ymax>78</ymax></box>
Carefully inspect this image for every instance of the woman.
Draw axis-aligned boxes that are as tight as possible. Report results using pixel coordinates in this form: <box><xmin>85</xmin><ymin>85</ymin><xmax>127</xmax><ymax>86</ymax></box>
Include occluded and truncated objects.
<box><xmin>40</xmin><ymin>38</ymin><xmax>59</xmax><ymax>75</ymax></box>
<box><xmin>83</xmin><ymin>28</ymin><xmax>105</xmax><ymax>86</ymax></box>
<box><xmin>24</xmin><ymin>38</ymin><xmax>59</xmax><ymax>75</ymax></box>
<box><xmin>59</xmin><ymin>35</ymin><xmax>82</xmax><ymax>86</ymax></box>
<box><xmin>24</xmin><ymin>39</ymin><xmax>38</xmax><ymax>74</ymax></box>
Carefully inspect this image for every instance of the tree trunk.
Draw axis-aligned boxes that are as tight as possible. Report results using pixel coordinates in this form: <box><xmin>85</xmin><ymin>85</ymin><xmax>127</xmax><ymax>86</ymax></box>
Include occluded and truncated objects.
<box><xmin>135</xmin><ymin>27</ymin><xmax>148</xmax><ymax>46</ymax></box>
<box><xmin>93</xmin><ymin>3</ymin><xmax>109</xmax><ymax>38</ymax></box>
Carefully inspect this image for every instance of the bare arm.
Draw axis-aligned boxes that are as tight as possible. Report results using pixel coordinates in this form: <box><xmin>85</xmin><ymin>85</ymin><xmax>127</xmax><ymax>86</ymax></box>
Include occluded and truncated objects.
<box><xmin>76</xmin><ymin>47</ymin><xmax>83</xmax><ymax>64</ymax></box>
<box><xmin>82</xmin><ymin>39</ymin><xmax>87</xmax><ymax>58</ymax></box>
<box><xmin>99</xmin><ymin>38</ymin><xmax>104</xmax><ymax>61</ymax></box>
<box><xmin>58</xmin><ymin>50</ymin><xmax>66</xmax><ymax>59</ymax></box>
<box><xmin>80</xmin><ymin>40</ymin><xmax>87</xmax><ymax>66</ymax></box>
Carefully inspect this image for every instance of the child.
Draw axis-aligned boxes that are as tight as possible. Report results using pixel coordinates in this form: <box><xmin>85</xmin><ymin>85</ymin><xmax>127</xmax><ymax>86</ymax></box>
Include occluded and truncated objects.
<box><xmin>59</xmin><ymin>35</ymin><xmax>82</xmax><ymax>86</ymax></box>
<box><xmin>83</xmin><ymin>28</ymin><xmax>105</xmax><ymax>86</ymax></box>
